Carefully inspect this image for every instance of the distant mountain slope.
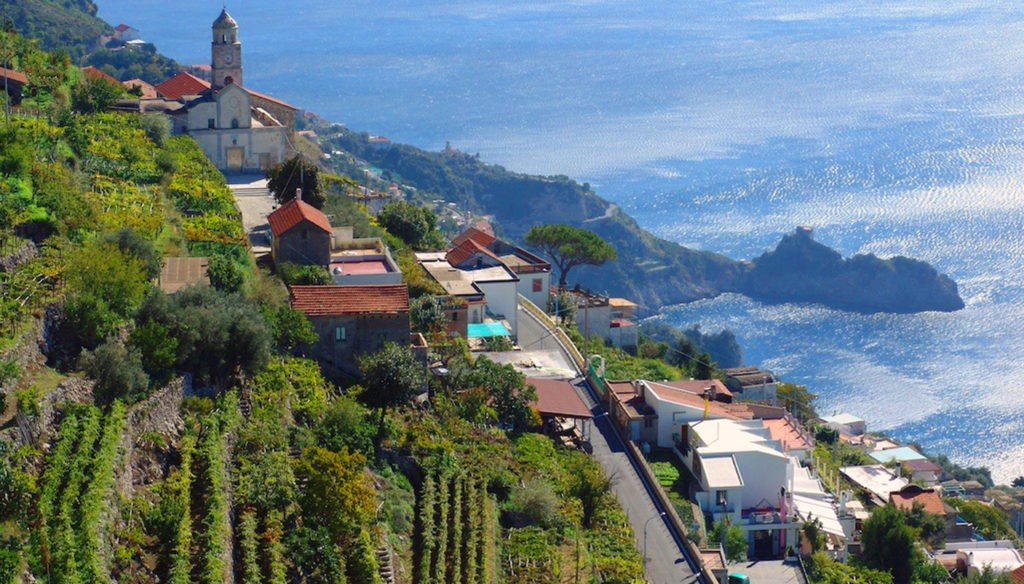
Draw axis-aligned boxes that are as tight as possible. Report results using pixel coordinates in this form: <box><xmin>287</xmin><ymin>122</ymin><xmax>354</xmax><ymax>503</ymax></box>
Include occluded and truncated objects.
<box><xmin>321</xmin><ymin>128</ymin><xmax>964</xmax><ymax>314</ymax></box>
<box><xmin>0</xmin><ymin>0</ymin><xmax>106</xmax><ymax>59</ymax></box>
<box><xmin>0</xmin><ymin>0</ymin><xmax>180</xmax><ymax>82</ymax></box>
<box><xmin>324</xmin><ymin>129</ymin><xmax>741</xmax><ymax>310</ymax></box>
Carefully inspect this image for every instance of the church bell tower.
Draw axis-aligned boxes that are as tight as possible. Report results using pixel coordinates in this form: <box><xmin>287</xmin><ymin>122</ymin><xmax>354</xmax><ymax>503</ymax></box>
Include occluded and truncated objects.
<box><xmin>211</xmin><ymin>8</ymin><xmax>242</xmax><ymax>89</ymax></box>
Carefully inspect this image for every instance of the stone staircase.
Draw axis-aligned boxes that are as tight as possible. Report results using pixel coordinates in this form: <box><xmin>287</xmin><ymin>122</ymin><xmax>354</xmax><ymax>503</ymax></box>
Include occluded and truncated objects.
<box><xmin>230</xmin><ymin>185</ymin><xmax>271</xmax><ymax>198</ymax></box>
<box><xmin>376</xmin><ymin>545</ymin><xmax>395</xmax><ymax>584</ymax></box>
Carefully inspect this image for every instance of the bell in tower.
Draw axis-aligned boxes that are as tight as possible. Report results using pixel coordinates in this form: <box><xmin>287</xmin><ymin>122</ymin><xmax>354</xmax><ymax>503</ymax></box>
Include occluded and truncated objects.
<box><xmin>211</xmin><ymin>8</ymin><xmax>242</xmax><ymax>89</ymax></box>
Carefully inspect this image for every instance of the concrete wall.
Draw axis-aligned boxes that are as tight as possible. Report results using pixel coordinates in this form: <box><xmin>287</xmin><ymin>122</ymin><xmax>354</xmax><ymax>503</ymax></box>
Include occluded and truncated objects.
<box><xmin>516</xmin><ymin>271</ymin><xmax>550</xmax><ymax>312</ymax></box>
<box><xmin>272</xmin><ymin>221</ymin><xmax>331</xmax><ymax>267</ymax></box>
<box><xmin>575</xmin><ymin>303</ymin><xmax>611</xmax><ymax>341</ymax></box>
<box><xmin>306</xmin><ymin>312</ymin><xmax>410</xmax><ymax>380</ymax></box>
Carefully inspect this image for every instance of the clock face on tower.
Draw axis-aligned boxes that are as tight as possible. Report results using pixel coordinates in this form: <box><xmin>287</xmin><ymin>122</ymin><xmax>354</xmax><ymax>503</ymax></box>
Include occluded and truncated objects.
<box><xmin>224</xmin><ymin>54</ymin><xmax>233</xmax><ymax>64</ymax></box>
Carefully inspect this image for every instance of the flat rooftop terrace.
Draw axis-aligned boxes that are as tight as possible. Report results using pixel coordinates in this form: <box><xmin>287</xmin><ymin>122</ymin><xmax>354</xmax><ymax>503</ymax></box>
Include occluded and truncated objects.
<box><xmin>331</xmin><ymin>259</ymin><xmax>393</xmax><ymax>275</ymax></box>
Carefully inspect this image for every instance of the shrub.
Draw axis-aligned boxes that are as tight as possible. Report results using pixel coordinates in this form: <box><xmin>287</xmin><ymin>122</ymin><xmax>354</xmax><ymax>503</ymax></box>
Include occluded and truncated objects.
<box><xmin>345</xmin><ymin>529</ymin><xmax>382</xmax><ymax>584</ymax></box>
<box><xmin>208</xmin><ymin>254</ymin><xmax>245</xmax><ymax>293</ymax></box>
<box><xmin>709</xmin><ymin>520</ymin><xmax>747</xmax><ymax>562</ymax></box>
<box><xmin>105</xmin><ymin>227</ymin><xmax>162</xmax><ymax>279</ymax></box>
<box><xmin>278</xmin><ymin>262</ymin><xmax>331</xmax><ymax>286</ymax></box>
<box><xmin>80</xmin><ymin>340</ymin><xmax>150</xmax><ymax>404</ymax></box>
<box><xmin>508</xmin><ymin>479</ymin><xmax>561</xmax><ymax>528</ymax></box>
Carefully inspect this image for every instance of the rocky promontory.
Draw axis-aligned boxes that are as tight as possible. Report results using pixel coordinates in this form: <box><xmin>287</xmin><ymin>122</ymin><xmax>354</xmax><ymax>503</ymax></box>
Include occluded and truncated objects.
<box><xmin>735</xmin><ymin>227</ymin><xmax>965</xmax><ymax>314</ymax></box>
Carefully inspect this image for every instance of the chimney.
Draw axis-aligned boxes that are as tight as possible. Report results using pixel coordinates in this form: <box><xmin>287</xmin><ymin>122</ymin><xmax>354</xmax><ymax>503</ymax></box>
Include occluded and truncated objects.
<box><xmin>296</xmin><ymin>187</ymin><xmax>302</xmax><ymax>202</ymax></box>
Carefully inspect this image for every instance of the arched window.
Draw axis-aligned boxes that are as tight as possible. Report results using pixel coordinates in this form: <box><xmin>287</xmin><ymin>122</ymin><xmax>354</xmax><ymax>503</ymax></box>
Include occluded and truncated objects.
<box><xmin>231</xmin><ymin>118</ymin><xmax>239</xmax><ymax>129</ymax></box>
<box><xmin>224</xmin><ymin>76</ymin><xmax>234</xmax><ymax>85</ymax></box>
<box><xmin>222</xmin><ymin>34</ymin><xmax>226</xmax><ymax>42</ymax></box>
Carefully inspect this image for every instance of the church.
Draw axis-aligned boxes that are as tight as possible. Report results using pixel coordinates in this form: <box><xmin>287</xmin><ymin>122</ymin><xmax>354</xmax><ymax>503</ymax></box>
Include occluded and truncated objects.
<box><xmin>159</xmin><ymin>9</ymin><xmax>297</xmax><ymax>173</ymax></box>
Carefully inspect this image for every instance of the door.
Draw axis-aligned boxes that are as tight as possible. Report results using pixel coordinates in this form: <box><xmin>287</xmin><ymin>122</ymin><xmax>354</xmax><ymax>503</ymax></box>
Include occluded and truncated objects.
<box><xmin>226</xmin><ymin>147</ymin><xmax>244</xmax><ymax>172</ymax></box>
<box><xmin>259</xmin><ymin>153</ymin><xmax>271</xmax><ymax>172</ymax></box>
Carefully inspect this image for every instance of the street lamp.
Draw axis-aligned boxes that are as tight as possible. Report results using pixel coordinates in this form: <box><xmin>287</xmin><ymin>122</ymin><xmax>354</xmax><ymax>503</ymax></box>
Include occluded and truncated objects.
<box><xmin>643</xmin><ymin>511</ymin><xmax>666</xmax><ymax>578</ymax></box>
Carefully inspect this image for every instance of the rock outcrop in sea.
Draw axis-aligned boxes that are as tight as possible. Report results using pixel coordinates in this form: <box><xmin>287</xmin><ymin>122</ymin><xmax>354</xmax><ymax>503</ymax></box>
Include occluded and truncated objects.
<box><xmin>735</xmin><ymin>227</ymin><xmax>965</xmax><ymax>314</ymax></box>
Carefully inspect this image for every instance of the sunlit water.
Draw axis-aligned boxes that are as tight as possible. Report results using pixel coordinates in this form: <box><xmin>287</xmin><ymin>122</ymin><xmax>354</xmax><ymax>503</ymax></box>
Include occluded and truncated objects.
<box><xmin>101</xmin><ymin>0</ymin><xmax>1024</xmax><ymax>482</ymax></box>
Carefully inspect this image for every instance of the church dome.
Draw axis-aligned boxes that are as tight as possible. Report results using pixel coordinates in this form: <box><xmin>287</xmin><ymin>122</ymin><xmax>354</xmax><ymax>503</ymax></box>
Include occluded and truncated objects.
<box><xmin>213</xmin><ymin>8</ymin><xmax>238</xmax><ymax>29</ymax></box>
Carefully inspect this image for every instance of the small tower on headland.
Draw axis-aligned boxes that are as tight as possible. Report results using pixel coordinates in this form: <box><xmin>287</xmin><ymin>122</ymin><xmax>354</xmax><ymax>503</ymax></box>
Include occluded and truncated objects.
<box><xmin>211</xmin><ymin>7</ymin><xmax>242</xmax><ymax>89</ymax></box>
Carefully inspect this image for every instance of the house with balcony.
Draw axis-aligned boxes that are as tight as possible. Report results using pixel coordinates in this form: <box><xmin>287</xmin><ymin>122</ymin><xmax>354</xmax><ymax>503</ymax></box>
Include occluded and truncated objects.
<box><xmin>451</xmin><ymin>227</ymin><xmax>552</xmax><ymax>309</ymax></box>
<box><xmin>682</xmin><ymin>418</ymin><xmax>845</xmax><ymax>559</ymax></box>
<box><xmin>415</xmin><ymin>248</ymin><xmax>519</xmax><ymax>340</ymax></box>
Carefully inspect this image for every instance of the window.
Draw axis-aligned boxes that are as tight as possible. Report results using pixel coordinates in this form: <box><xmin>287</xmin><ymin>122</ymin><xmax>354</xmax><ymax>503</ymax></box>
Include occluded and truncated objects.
<box><xmin>532</xmin><ymin>278</ymin><xmax>542</xmax><ymax>293</ymax></box>
<box><xmin>334</xmin><ymin>326</ymin><xmax>347</xmax><ymax>342</ymax></box>
<box><xmin>207</xmin><ymin>118</ymin><xmax>215</xmax><ymax>129</ymax></box>
<box><xmin>716</xmin><ymin>490</ymin><xmax>728</xmax><ymax>507</ymax></box>
<box><xmin>231</xmin><ymin>118</ymin><xmax>239</xmax><ymax>129</ymax></box>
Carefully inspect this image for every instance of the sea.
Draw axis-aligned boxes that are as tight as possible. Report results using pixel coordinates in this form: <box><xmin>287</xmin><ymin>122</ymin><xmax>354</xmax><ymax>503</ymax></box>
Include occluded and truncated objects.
<box><xmin>99</xmin><ymin>0</ymin><xmax>1024</xmax><ymax>483</ymax></box>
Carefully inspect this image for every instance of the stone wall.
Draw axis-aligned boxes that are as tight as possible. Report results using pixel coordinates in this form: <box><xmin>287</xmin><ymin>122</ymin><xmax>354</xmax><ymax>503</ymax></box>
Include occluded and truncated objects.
<box><xmin>0</xmin><ymin>239</ymin><xmax>37</xmax><ymax>273</ymax></box>
<box><xmin>115</xmin><ymin>376</ymin><xmax>189</xmax><ymax>496</ymax></box>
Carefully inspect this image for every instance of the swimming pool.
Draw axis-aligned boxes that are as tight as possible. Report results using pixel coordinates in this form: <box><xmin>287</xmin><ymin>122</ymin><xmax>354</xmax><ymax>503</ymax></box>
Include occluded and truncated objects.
<box><xmin>467</xmin><ymin>322</ymin><xmax>509</xmax><ymax>338</ymax></box>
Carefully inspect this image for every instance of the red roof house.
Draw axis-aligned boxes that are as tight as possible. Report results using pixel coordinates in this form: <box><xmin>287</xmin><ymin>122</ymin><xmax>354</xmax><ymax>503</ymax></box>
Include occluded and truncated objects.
<box><xmin>446</xmin><ymin>238</ymin><xmax>502</xmax><ymax>268</ymax></box>
<box><xmin>889</xmin><ymin>485</ymin><xmax>948</xmax><ymax>516</ymax></box>
<box><xmin>290</xmin><ymin>285</ymin><xmax>412</xmax><ymax>380</ymax></box>
<box><xmin>451</xmin><ymin>226</ymin><xmax>496</xmax><ymax>248</ymax></box>
<box><xmin>289</xmin><ymin>285</ymin><xmax>410</xmax><ymax>316</ymax></box>
<box><xmin>267</xmin><ymin>199</ymin><xmax>333</xmax><ymax>267</ymax></box>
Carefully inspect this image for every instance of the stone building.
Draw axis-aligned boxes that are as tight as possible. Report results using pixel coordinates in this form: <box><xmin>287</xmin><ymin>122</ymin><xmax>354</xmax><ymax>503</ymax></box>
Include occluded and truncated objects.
<box><xmin>267</xmin><ymin>198</ymin><xmax>333</xmax><ymax>267</ymax></box>
<box><xmin>289</xmin><ymin>285</ymin><xmax>411</xmax><ymax>380</ymax></box>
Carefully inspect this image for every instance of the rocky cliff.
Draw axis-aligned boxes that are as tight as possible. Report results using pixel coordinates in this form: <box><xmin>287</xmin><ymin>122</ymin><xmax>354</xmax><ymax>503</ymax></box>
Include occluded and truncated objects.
<box><xmin>315</xmin><ymin>115</ymin><xmax>964</xmax><ymax>315</ymax></box>
<box><xmin>736</xmin><ymin>227</ymin><xmax>964</xmax><ymax>313</ymax></box>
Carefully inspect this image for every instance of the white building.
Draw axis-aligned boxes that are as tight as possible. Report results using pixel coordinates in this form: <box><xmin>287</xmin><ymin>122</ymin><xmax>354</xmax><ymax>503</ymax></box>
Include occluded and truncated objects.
<box><xmin>949</xmin><ymin>541</ymin><xmax>1024</xmax><ymax>577</ymax></box>
<box><xmin>637</xmin><ymin>380</ymin><xmax>751</xmax><ymax>449</ymax></box>
<box><xmin>820</xmin><ymin>413</ymin><xmax>867</xmax><ymax>436</ymax></box>
<box><xmin>680</xmin><ymin>418</ymin><xmax>845</xmax><ymax>559</ymax></box>
<box><xmin>574</xmin><ymin>293</ymin><xmax>639</xmax><ymax>351</ymax></box>
<box><xmin>451</xmin><ymin>228</ymin><xmax>551</xmax><ymax>310</ymax></box>
<box><xmin>416</xmin><ymin>250</ymin><xmax>519</xmax><ymax>339</ymax></box>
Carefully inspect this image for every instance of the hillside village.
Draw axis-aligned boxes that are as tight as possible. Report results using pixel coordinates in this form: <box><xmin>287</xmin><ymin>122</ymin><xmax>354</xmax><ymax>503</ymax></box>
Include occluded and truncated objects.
<box><xmin>1</xmin><ymin>7</ymin><xmax>1024</xmax><ymax>584</ymax></box>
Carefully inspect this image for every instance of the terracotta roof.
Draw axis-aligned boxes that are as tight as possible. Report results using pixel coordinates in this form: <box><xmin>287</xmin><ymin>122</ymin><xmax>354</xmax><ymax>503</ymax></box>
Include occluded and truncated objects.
<box><xmin>610</xmin><ymin>318</ymin><xmax>635</xmax><ymax>328</ymax></box>
<box><xmin>155</xmin><ymin>71</ymin><xmax>211</xmax><ymax>100</ymax></box>
<box><xmin>81</xmin><ymin>66</ymin><xmax>118</xmax><ymax>84</ymax></box>
<box><xmin>114</xmin><ymin>23</ymin><xmax>133</xmax><ymax>32</ymax></box>
<box><xmin>644</xmin><ymin>381</ymin><xmax>752</xmax><ymax>419</ymax></box>
<box><xmin>446</xmin><ymin>238</ymin><xmax>501</xmax><ymax>267</ymax></box>
<box><xmin>289</xmin><ymin>285</ymin><xmax>409</xmax><ymax>316</ymax></box>
<box><xmin>763</xmin><ymin>417</ymin><xmax>813</xmax><ymax>451</ymax></box>
<box><xmin>527</xmin><ymin>378</ymin><xmax>592</xmax><ymax>418</ymax></box>
<box><xmin>889</xmin><ymin>485</ymin><xmax>947</xmax><ymax>516</ymax></box>
<box><xmin>655</xmin><ymin>379</ymin><xmax>733</xmax><ymax>400</ymax></box>
<box><xmin>123</xmin><ymin>78</ymin><xmax>157</xmax><ymax>99</ymax></box>
<box><xmin>902</xmin><ymin>458</ymin><xmax>942</xmax><ymax>473</ymax></box>
<box><xmin>1009</xmin><ymin>564</ymin><xmax>1024</xmax><ymax>584</ymax></box>
<box><xmin>0</xmin><ymin>67</ymin><xmax>27</xmax><ymax>85</ymax></box>
<box><xmin>452</xmin><ymin>227</ymin><xmax>496</xmax><ymax>248</ymax></box>
<box><xmin>247</xmin><ymin>88</ymin><xmax>298</xmax><ymax>111</ymax></box>
<box><xmin>267</xmin><ymin>198</ymin><xmax>332</xmax><ymax>237</ymax></box>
